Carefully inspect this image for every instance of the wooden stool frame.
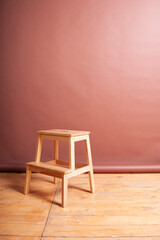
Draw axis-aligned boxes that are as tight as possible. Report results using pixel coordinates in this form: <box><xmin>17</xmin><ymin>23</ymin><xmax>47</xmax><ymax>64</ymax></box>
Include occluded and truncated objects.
<box><xmin>24</xmin><ymin>130</ymin><xmax>95</xmax><ymax>207</ymax></box>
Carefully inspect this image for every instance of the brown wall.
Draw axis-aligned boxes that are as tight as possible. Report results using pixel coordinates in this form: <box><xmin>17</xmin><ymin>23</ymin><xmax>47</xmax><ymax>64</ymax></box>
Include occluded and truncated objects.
<box><xmin>1</xmin><ymin>0</ymin><xmax>160</xmax><ymax>172</ymax></box>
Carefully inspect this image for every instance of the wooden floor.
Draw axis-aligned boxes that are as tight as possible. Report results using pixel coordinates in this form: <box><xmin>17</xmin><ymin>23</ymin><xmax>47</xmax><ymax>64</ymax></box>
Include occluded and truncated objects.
<box><xmin>0</xmin><ymin>173</ymin><xmax>160</xmax><ymax>239</ymax></box>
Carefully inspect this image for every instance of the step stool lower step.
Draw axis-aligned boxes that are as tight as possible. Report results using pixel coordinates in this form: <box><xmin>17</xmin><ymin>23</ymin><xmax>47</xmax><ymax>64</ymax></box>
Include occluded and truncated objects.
<box><xmin>26</xmin><ymin>161</ymin><xmax>72</xmax><ymax>177</ymax></box>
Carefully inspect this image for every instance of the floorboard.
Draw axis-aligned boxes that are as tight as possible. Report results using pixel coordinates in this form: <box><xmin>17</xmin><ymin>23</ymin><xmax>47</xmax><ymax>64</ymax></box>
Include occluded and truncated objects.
<box><xmin>0</xmin><ymin>173</ymin><xmax>160</xmax><ymax>239</ymax></box>
<box><xmin>0</xmin><ymin>173</ymin><xmax>57</xmax><ymax>238</ymax></box>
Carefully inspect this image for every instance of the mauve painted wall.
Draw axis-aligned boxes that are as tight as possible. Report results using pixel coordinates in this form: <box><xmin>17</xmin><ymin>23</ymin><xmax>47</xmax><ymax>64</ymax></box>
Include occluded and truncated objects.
<box><xmin>1</xmin><ymin>0</ymin><xmax>160</xmax><ymax>172</ymax></box>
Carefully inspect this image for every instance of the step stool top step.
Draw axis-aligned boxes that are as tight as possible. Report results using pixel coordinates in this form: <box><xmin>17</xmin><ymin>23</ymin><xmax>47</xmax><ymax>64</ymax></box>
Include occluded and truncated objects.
<box><xmin>38</xmin><ymin>129</ymin><xmax>90</xmax><ymax>137</ymax></box>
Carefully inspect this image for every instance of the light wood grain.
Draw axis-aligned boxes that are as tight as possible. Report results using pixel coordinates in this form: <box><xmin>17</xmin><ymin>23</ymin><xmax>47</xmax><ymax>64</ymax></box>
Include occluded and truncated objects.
<box><xmin>24</xmin><ymin>129</ymin><xmax>94</xmax><ymax>207</ymax></box>
<box><xmin>24</xmin><ymin>166</ymin><xmax>31</xmax><ymax>194</ymax></box>
<box><xmin>43</xmin><ymin>173</ymin><xmax>160</xmax><ymax>238</ymax></box>
<box><xmin>67</xmin><ymin>165</ymin><xmax>90</xmax><ymax>178</ymax></box>
<box><xmin>35</xmin><ymin>135</ymin><xmax>42</xmax><ymax>163</ymax></box>
<box><xmin>85</xmin><ymin>135</ymin><xmax>95</xmax><ymax>193</ymax></box>
<box><xmin>62</xmin><ymin>175</ymin><xmax>68</xmax><ymax>208</ymax></box>
<box><xmin>44</xmin><ymin>224</ymin><xmax>160</xmax><ymax>237</ymax></box>
<box><xmin>0</xmin><ymin>223</ymin><xmax>44</xmax><ymax>236</ymax></box>
<box><xmin>1</xmin><ymin>173</ymin><xmax>160</xmax><ymax>239</ymax></box>
<box><xmin>69</xmin><ymin>138</ymin><xmax>75</xmax><ymax>170</ymax></box>
<box><xmin>26</xmin><ymin>162</ymin><xmax>72</xmax><ymax>174</ymax></box>
<box><xmin>72</xmin><ymin>134</ymin><xmax>88</xmax><ymax>142</ymax></box>
<box><xmin>1</xmin><ymin>237</ymin><xmax>40</xmax><ymax>240</ymax></box>
<box><xmin>53</xmin><ymin>140</ymin><xmax>59</xmax><ymax>184</ymax></box>
<box><xmin>0</xmin><ymin>173</ymin><xmax>57</xmax><ymax>238</ymax></box>
<box><xmin>48</xmin><ymin>159</ymin><xmax>85</xmax><ymax>168</ymax></box>
<box><xmin>38</xmin><ymin>129</ymin><xmax>90</xmax><ymax>137</ymax></box>
<box><xmin>41</xmin><ymin>134</ymin><xmax>69</xmax><ymax>142</ymax></box>
<box><xmin>48</xmin><ymin>214</ymin><xmax>160</xmax><ymax>225</ymax></box>
<box><xmin>42</xmin><ymin>238</ymin><xmax>160</xmax><ymax>240</ymax></box>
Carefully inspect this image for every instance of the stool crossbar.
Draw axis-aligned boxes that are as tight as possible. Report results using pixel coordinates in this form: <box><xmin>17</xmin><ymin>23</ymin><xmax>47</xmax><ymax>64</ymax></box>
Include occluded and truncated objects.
<box><xmin>24</xmin><ymin>129</ymin><xmax>95</xmax><ymax>207</ymax></box>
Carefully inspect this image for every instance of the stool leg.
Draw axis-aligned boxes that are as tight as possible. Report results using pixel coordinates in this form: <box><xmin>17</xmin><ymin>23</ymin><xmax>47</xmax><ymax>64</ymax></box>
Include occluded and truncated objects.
<box><xmin>85</xmin><ymin>136</ymin><xmax>95</xmax><ymax>193</ymax></box>
<box><xmin>54</xmin><ymin>140</ymin><xmax>59</xmax><ymax>184</ymax></box>
<box><xmin>53</xmin><ymin>177</ymin><xmax>59</xmax><ymax>184</ymax></box>
<box><xmin>69</xmin><ymin>138</ymin><xmax>75</xmax><ymax>170</ymax></box>
<box><xmin>62</xmin><ymin>175</ymin><xmax>68</xmax><ymax>207</ymax></box>
<box><xmin>24</xmin><ymin>135</ymin><xmax>42</xmax><ymax>195</ymax></box>
<box><xmin>24</xmin><ymin>166</ymin><xmax>31</xmax><ymax>194</ymax></box>
<box><xmin>35</xmin><ymin>135</ymin><xmax>42</xmax><ymax>163</ymax></box>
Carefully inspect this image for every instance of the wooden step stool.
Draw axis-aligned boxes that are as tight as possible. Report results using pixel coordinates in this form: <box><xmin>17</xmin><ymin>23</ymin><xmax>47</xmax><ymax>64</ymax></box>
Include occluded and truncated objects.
<box><xmin>24</xmin><ymin>129</ymin><xmax>95</xmax><ymax>207</ymax></box>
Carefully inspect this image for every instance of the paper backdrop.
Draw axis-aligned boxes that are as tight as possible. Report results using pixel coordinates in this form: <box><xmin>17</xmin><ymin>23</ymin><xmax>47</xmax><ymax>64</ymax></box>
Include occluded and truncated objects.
<box><xmin>1</xmin><ymin>0</ymin><xmax>160</xmax><ymax>172</ymax></box>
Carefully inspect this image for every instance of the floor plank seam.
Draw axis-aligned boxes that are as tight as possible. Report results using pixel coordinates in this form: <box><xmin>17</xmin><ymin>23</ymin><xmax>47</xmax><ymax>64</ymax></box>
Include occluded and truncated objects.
<box><xmin>0</xmin><ymin>234</ymin><xmax>41</xmax><ymax>237</ymax></box>
<box><xmin>40</xmin><ymin>182</ymin><xmax>60</xmax><ymax>240</ymax></box>
<box><xmin>1</xmin><ymin>236</ymin><xmax>160</xmax><ymax>239</ymax></box>
<box><xmin>41</xmin><ymin>236</ymin><xmax>160</xmax><ymax>238</ymax></box>
<box><xmin>43</xmin><ymin>224</ymin><xmax>160</xmax><ymax>226</ymax></box>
